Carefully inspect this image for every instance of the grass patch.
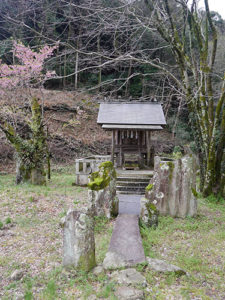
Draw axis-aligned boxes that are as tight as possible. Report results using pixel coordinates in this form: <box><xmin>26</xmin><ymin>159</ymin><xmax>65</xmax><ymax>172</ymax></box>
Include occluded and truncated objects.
<box><xmin>1</xmin><ymin>167</ymin><xmax>225</xmax><ymax>299</ymax></box>
<box><xmin>97</xmin><ymin>282</ymin><xmax>116</xmax><ymax>299</ymax></box>
<box><xmin>15</xmin><ymin>216</ymin><xmax>42</xmax><ymax>228</ymax></box>
<box><xmin>95</xmin><ymin>217</ymin><xmax>113</xmax><ymax>264</ymax></box>
<box><xmin>41</xmin><ymin>279</ymin><xmax>58</xmax><ymax>300</ymax></box>
<box><xmin>141</xmin><ymin>198</ymin><xmax>225</xmax><ymax>299</ymax></box>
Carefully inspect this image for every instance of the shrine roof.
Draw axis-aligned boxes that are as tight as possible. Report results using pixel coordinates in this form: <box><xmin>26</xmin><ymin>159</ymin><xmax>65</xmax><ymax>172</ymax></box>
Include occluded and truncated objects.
<box><xmin>97</xmin><ymin>102</ymin><xmax>166</xmax><ymax>126</ymax></box>
<box><xmin>102</xmin><ymin>124</ymin><xmax>163</xmax><ymax>130</ymax></box>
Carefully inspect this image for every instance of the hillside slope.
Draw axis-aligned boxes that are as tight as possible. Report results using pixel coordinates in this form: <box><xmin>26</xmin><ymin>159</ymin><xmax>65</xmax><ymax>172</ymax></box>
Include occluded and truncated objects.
<box><xmin>0</xmin><ymin>89</ymin><xmax>174</xmax><ymax>170</ymax></box>
<box><xmin>0</xmin><ymin>89</ymin><xmax>110</xmax><ymax>168</ymax></box>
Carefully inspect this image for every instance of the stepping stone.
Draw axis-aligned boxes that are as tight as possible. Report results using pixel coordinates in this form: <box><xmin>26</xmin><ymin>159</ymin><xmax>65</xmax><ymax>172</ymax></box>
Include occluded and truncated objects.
<box><xmin>111</xmin><ymin>268</ymin><xmax>147</xmax><ymax>286</ymax></box>
<box><xmin>103</xmin><ymin>214</ymin><xmax>146</xmax><ymax>269</ymax></box>
<box><xmin>115</xmin><ymin>286</ymin><xmax>144</xmax><ymax>300</ymax></box>
<box><xmin>118</xmin><ymin>194</ymin><xmax>142</xmax><ymax>215</ymax></box>
<box><xmin>146</xmin><ymin>257</ymin><xmax>186</xmax><ymax>275</ymax></box>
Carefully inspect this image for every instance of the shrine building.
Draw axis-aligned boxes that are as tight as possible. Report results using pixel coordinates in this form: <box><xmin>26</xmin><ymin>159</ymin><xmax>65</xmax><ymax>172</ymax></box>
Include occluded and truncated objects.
<box><xmin>97</xmin><ymin>102</ymin><xmax>166</xmax><ymax>169</ymax></box>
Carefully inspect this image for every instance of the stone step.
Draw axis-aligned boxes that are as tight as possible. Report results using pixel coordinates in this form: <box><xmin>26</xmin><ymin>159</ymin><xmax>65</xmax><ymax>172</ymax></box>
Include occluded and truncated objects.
<box><xmin>117</xmin><ymin>190</ymin><xmax>145</xmax><ymax>195</ymax></box>
<box><xmin>117</xmin><ymin>172</ymin><xmax>153</xmax><ymax>177</ymax></box>
<box><xmin>117</xmin><ymin>177</ymin><xmax>151</xmax><ymax>182</ymax></box>
<box><xmin>116</xmin><ymin>169</ymin><xmax>153</xmax><ymax>176</ymax></box>
<box><xmin>117</xmin><ymin>185</ymin><xmax>146</xmax><ymax>191</ymax></box>
<box><xmin>116</xmin><ymin>181</ymin><xmax>149</xmax><ymax>187</ymax></box>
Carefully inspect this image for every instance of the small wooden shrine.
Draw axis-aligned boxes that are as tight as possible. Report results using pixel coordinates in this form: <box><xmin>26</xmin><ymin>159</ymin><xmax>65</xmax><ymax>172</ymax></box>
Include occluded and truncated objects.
<box><xmin>97</xmin><ymin>102</ymin><xmax>166</xmax><ymax>169</ymax></box>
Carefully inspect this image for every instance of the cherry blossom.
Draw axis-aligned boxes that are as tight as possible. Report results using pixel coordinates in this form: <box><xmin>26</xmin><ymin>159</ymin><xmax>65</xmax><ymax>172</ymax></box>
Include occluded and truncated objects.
<box><xmin>0</xmin><ymin>41</ymin><xmax>58</xmax><ymax>93</ymax></box>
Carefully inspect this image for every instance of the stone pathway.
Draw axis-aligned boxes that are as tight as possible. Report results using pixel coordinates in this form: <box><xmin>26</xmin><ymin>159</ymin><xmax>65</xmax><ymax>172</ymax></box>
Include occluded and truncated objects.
<box><xmin>103</xmin><ymin>214</ymin><xmax>145</xmax><ymax>268</ymax></box>
<box><xmin>118</xmin><ymin>194</ymin><xmax>142</xmax><ymax>215</ymax></box>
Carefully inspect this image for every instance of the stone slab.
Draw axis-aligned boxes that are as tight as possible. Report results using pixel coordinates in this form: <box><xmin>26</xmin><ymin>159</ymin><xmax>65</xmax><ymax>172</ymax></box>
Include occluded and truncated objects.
<box><xmin>146</xmin><ymin>257</ymin><xmax>186</xmax><ymax>275</ymax></box>
<box><xmin>118</xmin><ymin>194</ymin><xmax>142</xmax><ymax>215</ymax></box>
<box><xmin>115</xmin><ymin>286</ymin><xmax>144</xmax><ymax>300</ymax></box>
<box><xmin>103</xmin><ymin>214</ymin><xmax>145</xmax><ymax>268</ymax></box>
<box><xmin>111</xmin><ymin>268</ymin><xmax>147</xmax><ymax>286</ymax></box>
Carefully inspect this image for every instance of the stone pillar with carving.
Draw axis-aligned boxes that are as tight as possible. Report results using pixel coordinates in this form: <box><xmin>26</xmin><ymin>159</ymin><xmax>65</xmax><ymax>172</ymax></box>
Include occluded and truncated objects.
<box><xmin>61</xmin><ymin>208</ymin><xmax>96</xmax><ymax>271</ymax></box>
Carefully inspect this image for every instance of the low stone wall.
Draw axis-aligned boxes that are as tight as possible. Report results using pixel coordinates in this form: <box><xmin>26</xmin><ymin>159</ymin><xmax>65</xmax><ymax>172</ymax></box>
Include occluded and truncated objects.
<box><xmin>88</xmin><ymin>161</ymin><xmax>119</xmax><ymax>219</ymax></box>
<box><xmin>75</xmin><ymin>155</ymin><xmax>111</xmax><ymax>186</ymax></box>
<box><xmin>145</xmin><ymin>155</ymin><xmax>197</xmax><ymax>218</ymax></box>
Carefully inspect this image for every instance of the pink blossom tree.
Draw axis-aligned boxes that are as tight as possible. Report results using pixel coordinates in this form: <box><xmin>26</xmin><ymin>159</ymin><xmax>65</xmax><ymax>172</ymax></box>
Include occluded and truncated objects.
<box><xmin>0</xmin><ymin>41</ymin><xmax>58</xmax><ymax>185</ymax></box>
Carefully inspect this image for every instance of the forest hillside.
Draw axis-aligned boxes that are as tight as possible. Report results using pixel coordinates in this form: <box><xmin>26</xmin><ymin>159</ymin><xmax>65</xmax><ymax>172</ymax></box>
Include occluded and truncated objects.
<box><xmin>0</xmin><ymin>89</ymin><xmax>175</xmax><ymax>172</ymax></box>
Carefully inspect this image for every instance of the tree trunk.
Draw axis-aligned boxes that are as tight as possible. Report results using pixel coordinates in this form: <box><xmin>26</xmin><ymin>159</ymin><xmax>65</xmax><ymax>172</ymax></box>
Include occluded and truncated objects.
<box><xmin>75</xmin><ymin>46</ymin><xmax>79</xmax><ymax>90</ymax></box>
<box><xmin>31</xmin><ymin>168</ymin><xmax>46</xmax><ymax>185</ymax></box>
<box><xmin>219</xmin><ymin>172</ymin><xmax>225</xmax><ymax>196</ymax></box>
<box><xmin>3</xmin><ymin>97</ymin><xmax>48</xmax><ymax>185</ymax></box>
<box><xmin>15</xmin><ymin>154</ymin><xmax>31</xmax><ymax>184</ymax></box>
<box><xmin>63</xmin><ymin>54</ymin><xmax>67</xmax><ymax>88</ymax></box>
<box><xmin>125</xmin><ymin>60</ymin><xmax>132</xmax><ymax>97</ymax></box>
<box><xmin>30</xmin><ymin>97</ymin><xmax>47</xmax><ymax>185</ymax></box>
<box><xmin>172</xmin><ymin>98</ymin><xmax>182</xmax><ymax>140</ymax></box>
<box><xmin>97</xmin><ymin>34</ymin><xmax>102</xmax><ymax>92</ymax></box>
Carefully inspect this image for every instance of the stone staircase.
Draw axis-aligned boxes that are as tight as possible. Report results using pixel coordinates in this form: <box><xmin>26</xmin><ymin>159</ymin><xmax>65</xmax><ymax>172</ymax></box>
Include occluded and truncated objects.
<box><xmin>116</xmin><ymin>170</ymin><xmax>153</xmax><ymax>195</ymax></box>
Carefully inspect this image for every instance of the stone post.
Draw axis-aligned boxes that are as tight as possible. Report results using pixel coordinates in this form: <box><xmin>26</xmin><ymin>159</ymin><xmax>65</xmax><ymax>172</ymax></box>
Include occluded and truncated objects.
<box><xmin>62</xmin><ymin>208</ymin><xmax>96</xmax><ymax>271</ymax></box>
<box><xmin>88</xmin><ymin>176</ymin><xmax>119</xmax><ymax>218</ymax></box>
<box><xmin>88</xmin><ymin>161</ymin><xmax>118</xmax><ymax>218</ymax></box>
<box><xmin>145</xmin><ymin>155</ymin><xmax>197</xmax><ymax>218</ymax></box>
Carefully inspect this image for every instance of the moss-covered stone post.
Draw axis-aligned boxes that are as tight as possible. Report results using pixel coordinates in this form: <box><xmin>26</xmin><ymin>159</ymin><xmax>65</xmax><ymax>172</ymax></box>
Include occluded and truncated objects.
<box><xmin>88</xmin><ymin>161</ymin><xmax>118</xmax><ymax>218</ymax></box>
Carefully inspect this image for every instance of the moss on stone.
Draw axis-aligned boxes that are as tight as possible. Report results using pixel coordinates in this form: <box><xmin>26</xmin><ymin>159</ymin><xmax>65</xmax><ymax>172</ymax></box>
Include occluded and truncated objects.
<box><xmin>167</xmin><ymin>161</ymin><xmax>175</xmax><ymax>182</ymax></box>
<box><xmin>145</xmin><ymin>184</ymin><xmax>153</xmax><ymax>192</ymax></box>
<box><xmin>145</xmin><ymin>201</ymin><xmax>159</xmax><ymax>228</ymax></box>
<box><xmin>111</xmin><ymin>197</ymin><xmax>119</xmax><ymax>217</ymax></box>
<box><xmin>88</xmin><ymin>161</ymin><xmax>116</xmax><ymax>191</ymax></box>
<box><xmin>146</xmin><ymin>202</ymin><xmax>158</xmax><ymax>214</ymax></box>
<box><xmin>173</xmin><ymin>152</ymin><xmax>182</xmax><ymax>159</ymax></box>
<box><xmin>78</xmin><ymin>250</ymin><xmax>96</xmax><ymax>272</ymax></box>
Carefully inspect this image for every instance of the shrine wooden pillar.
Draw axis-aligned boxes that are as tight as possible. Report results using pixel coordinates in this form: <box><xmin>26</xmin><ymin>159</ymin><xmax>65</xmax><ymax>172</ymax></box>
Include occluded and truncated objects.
<box><xmin>111</xmin><ymin>130</ymin><xmax>115</xmax><ymax>164</ymax></box>
<box><xmin>119</xmin><ymin>130</ymin><xmax>123</xmax><ymax>167</ymax></box>
<box><xmin>146</xmin><ymin>130</ymin><xmax>151</xmax><ymax>167</ymax></box>
<box><xmin>138</xmin><ymin>131</ymin><xmax>142</xmax><ymax>166</ymax></box>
